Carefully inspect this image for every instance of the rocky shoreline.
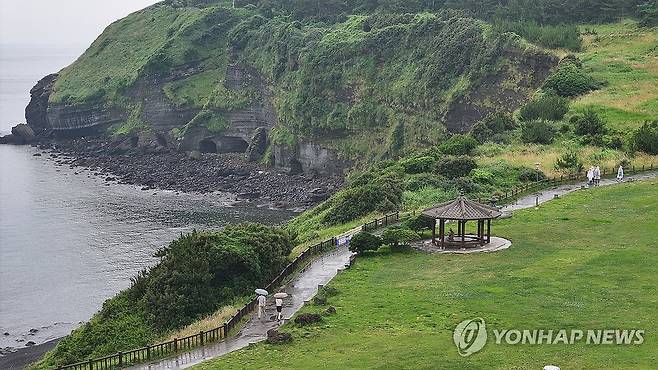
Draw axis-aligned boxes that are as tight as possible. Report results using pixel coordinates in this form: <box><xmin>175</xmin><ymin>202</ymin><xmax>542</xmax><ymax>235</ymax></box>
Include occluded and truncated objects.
<box><xmin>23</xmin><ymin>137</ymin><xmax>342</xmax><ymax>210</ymax></box>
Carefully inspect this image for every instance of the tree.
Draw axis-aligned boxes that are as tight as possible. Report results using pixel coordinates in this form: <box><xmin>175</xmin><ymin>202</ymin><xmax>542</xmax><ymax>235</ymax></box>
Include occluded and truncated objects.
<box><xmin>381</xmin><ymin>227</ymin><xmax>420</xmax><ymax>250</ymax></box>
<box><xmin>349</xmin><ymin>232</ymin><xmax>383</xmax><ymax>254</ymax></box>
<box><xmin>633</xmin><ymin>120</ymin><xmax>658</xmax><ymax>154</ymax></box>
<box><xmin>521</xmin><ymin>120</ymin><xmax>557</xmax><ymax>144</ymax></box>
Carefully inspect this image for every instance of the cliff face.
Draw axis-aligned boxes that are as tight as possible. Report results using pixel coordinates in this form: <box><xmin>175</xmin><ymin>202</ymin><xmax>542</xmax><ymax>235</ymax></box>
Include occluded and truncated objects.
<box><xmin>23</xmin><ymin>3</ymin><xmax>558</xmax><ymax>176</ymax></box>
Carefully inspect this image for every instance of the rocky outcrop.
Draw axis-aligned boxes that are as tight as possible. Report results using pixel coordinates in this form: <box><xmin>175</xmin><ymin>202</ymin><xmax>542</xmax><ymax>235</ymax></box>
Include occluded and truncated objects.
<box><xmin>25</xmin><ymin>73</ymin><xmax>57</xmax><ymax>133</ymax></box>
<box><xmin>46</xmin><ymin>101</ymin><xmax>127</xmax><ymax>132</ymax></box>
<box><xmin>0</xmin><ymin>124</ymin><xmax>36</xmax><ymax>144</ymax></box>
<box><xmin>246</xmin><ymin>127</ymin><xmax>267</xmax><ymax>162</ymax></box>
<box><xmin>444</xmin><ymin>49</ymin><xmax>558</xmax><ymax>133</ymax></box>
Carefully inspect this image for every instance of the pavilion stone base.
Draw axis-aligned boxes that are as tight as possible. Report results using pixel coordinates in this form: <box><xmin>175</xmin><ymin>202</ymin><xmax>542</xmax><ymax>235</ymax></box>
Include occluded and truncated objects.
<box><xmin>412</xmin><ymin>235</ymin><xmax>512</xmax><ymax>254</ymax></box>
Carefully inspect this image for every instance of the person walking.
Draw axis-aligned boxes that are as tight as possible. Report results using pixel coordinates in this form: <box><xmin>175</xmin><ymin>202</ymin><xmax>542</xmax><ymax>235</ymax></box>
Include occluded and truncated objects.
<box><xmin>594</xmin><ymin>166</ymin><xmax>601</xmax><ymax>186</ymax></box>
<box><xmin>257</xmin><ymin>294</ymin><xmax>267</xmax><ymax>320</ymax></box>
<box><xmin>275</xmin><ymin>296</ymin><xmax>284</xmax><ymax>321</ymax></box>
<box><xmin>587</xmin><ymin>166</ymin><xmax>594</xmax><ymax>187</ymax></box>
<box><xmin>617</xmin><ymin>165</ymin><xmax>624</xmax><ymax>182</ymax></box>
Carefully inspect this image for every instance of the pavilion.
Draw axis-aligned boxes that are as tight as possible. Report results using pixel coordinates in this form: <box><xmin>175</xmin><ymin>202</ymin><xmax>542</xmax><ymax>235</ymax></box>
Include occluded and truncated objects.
<box><xmin>422</xmin><ymin>196</ymin><xmax>502</xmax><ymax>249</ymax></box>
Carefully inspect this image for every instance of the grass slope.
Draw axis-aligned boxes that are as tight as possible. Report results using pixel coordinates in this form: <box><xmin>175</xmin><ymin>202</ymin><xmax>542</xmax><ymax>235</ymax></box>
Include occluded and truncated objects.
<box><xmin>573</xmin><ymin>21</ymin><xmax>658</xmax><ymax>131</ymax></box>
<box><xmin>197</xmin><ymin>179</ymin><xmax>658</xmax><ymax>369</ymax></box>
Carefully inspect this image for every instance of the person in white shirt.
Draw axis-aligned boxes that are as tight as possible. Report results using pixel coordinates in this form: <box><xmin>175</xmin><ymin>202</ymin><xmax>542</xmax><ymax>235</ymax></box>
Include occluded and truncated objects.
<box><xmin>594</xmin><ymin>166</ymin><xmax>601</xmax><ymax>186</ymax></box>
<box><xmin>617</xmin><ymin>165</ymin><xmax>624</xmax><ymax>182</ymax></box>
<box><xmin>257</xmin><ymin>294</ymin><xmax>267</xmax><ymax>319</ymax></box>
<box><xmin>275</xmin><ymin>297</ymin><xmax>283</xmax><ymax>321</ymax></box>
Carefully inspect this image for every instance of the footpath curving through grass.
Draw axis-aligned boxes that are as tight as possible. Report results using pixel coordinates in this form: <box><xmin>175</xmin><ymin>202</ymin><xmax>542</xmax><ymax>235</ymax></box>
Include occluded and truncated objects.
<box><xmin>196</xmin><ymin>179</ymin><xmax>658</xmax><ymax>369</ymax></box>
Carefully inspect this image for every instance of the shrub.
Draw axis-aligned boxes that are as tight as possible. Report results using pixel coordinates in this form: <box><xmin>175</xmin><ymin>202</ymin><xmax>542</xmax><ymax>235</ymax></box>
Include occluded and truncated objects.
<box><xmin>348</xmin><ymin>232</ymin><xmax>383</xmax><ymax>254</ymax></box>
<box><xmin>470</xmin><ymin>168</ymin><xmax>495</xmax><ymax>184</ymax></box>
<box><xmin>438</xmin><ymin>134</ymin><xmax>478</xmax><ymax>156</ymax></box>
<box><xmin>400</xmin><ymin>156</ymin><xmax>436</xmax><ymax>174</ymax></box>
<box><xmin>381</xmin><ymin>227</ymin><xmax>419</xmax><ymax>251</ymax></box>
<box><xmin>471</xmin><ymin>113</ymin><xmax>516</xmax><ymax>143</ymax></box>
<box><xmin>633</xmin><ymin>121</ymin><xmax>658</xmax><ymax>154</ymax></box>
<box><xmin>519</xmin><ymin>93</ymin><xmax>570</xmax><ymax>122</ymax></box>
<box><xmin>492</xmin><ymin>20</ymin><xmax>582</xmax><ymax>51</ymax></box>
<box><xmin>521</xmin><ymin>120</ymin><xmax>557</xmax><ymax>144</ymax></box>
<box><xmin>323</xmin><ymin>172</ymin><xmax>404</xmax><ymax>225</ymax></box>
<box><xmin>404</xmin><ymin>173</ymin><xmax>447</xmax><ymax>191</ymax></box>
<box><xmin>543</xmin><ymin>61</ymin><xmax>600</xmax><ymax>97</ymax></box>
<box><xmin>638</xmin><ymin>1</ymin><xmax>658</xmax><ymax>27</ymax></box>
<box><xmin>555</xmin><ymin>151</ymin><xmax>584</xmax><ymax>173</ymax></box>
<box><xmin>518</xmin><ymin>168</ymin><xmax>547</xmax><ymax>182</ymax></box>
<box><xmin>436</xmin><ymin>156</ymin><xmax>478</xmax><ymax>179</ymax></box>
<box><xmin>403</xmin><ymin>214</ymin><xmax>434</xmax><ymax>232</ymax></box>
<box><xmin>574</xmin><ymin>109</ymin><xmax>607</xmax><ymax>136</ymax></box>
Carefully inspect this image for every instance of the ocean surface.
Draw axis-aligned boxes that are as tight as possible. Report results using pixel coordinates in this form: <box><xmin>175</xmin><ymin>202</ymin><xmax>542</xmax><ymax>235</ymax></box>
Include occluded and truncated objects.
<box><xmin>0</xmin><ymin>45</ymin><xmax>294</xmax><ymax>348</ymax></box>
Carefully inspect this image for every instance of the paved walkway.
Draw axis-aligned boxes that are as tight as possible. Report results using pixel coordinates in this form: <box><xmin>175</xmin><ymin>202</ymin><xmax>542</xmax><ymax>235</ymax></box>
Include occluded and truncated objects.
<box><xmin>501</xmin><ymin>171</ymin><xmax>658</xmax><ymax>213</ymax></box>
<box><xmin>130</xmin><ymin>246</ymin><xmax>353</xmax><ymax>370</ymax></box>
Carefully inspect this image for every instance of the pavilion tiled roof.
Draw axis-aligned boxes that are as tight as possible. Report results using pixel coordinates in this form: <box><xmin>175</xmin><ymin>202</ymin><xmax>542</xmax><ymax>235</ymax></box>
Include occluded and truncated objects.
<box><xmin>422</xmin><ymin>196</ymin><xmax>502</xmax><ymax>220</ymax></box>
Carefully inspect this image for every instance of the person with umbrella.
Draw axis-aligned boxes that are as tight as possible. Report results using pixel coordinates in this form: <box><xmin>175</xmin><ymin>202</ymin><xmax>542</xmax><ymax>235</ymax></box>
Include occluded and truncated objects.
<box><xmin>274</xmin><ymin>292</ymin><xmax>288</xmax><ymax>321</ymax></box>
<box><xmin>255</xmin><ymin>289</ymin><xmax>268</xmax><ymax>320</ymax></box>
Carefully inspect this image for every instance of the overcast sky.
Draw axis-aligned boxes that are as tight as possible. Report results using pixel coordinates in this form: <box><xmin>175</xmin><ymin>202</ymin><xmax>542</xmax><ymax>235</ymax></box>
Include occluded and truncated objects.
<box><xmin>0</xmin><ymin>0</ymin><xmax>161</xmax><ymax>47</ymax></box>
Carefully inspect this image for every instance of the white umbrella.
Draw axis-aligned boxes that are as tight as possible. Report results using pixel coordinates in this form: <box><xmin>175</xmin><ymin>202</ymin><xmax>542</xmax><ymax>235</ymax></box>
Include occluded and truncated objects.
<box><xmin>273</xmin><ymin>292</ymin><xmax>288</xmax><ymax>299</ymax></box>
<box><xmin>255</xmin><ymin>288</ymin><xmax>268</xmax><ymax>296</ymax></box>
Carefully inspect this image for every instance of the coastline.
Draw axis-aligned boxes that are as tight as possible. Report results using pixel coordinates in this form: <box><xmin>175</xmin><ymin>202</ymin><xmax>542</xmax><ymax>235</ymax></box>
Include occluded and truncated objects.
<box><xmin>0</xmin><ymin>338</ymin><xmax>61</xmax><ymax>370</ymax></box>
<box><xmin>28</xmin><ymin>137</ymin><xmax>342</xmax><ymax>211</ymax></box>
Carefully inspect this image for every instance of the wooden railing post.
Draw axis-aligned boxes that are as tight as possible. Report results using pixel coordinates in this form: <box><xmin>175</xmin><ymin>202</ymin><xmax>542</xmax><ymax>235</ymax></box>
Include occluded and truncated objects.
<box><xmin>118</xmin><ymin>352</ymin><xmax>123</xmax><ymax>367</ymax></box>
<box><xmin>88</xmin><ymin>358</ymin><xmax>93</xmax><ymax>370</ymax></box>
<box><xmin>200</xmin><ymin>331</ymin><xmax>205</xmax><ymax>346</ymax></box>
<box><xmin>147</xmin><ymin>345</ymin><xmax>151</xmax><ymax>361</ymax></box>
<box><xmin>173</xmin><ymin>338</ymin><xmax>178</xmax><ymax>352</ymax></box>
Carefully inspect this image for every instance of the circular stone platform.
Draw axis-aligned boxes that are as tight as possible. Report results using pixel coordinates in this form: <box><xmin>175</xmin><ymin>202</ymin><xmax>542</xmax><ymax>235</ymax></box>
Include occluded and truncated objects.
<box><xmin>411</xmin><ymin>235</ymin><xmax>511</xmax><ymax>254</ymax></box>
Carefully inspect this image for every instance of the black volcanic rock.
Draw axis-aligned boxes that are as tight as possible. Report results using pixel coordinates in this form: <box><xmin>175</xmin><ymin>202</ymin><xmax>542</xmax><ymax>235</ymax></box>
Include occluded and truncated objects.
<box><xmin>25</xmin><ymin>73</ymin><xmax>58</xmax><ymax>133</ymax></box>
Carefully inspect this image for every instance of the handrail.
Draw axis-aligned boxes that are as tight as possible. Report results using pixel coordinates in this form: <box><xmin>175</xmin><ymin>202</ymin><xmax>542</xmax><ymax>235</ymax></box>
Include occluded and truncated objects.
<box><xmin>54</xmin><ymin>212</ymin><xmax>400</xmax><ymax>370</ymax></box>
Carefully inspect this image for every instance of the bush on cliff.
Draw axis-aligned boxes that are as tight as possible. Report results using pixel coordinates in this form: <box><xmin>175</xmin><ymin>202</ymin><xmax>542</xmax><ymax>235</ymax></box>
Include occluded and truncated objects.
<box><xmin>37</xmin><ymin>225</ymin><xmax>294</xmax><ymax>368</ymax></box>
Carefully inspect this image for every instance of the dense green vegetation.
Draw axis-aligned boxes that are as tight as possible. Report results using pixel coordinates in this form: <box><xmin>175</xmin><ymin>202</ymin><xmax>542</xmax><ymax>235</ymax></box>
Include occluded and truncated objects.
<box><xmin>198</xmin><ymin>179</ymin><xmax>658</xmax><ymax>369</ymax></box>
<box><xmin>35</xmin><ymin>224</ymin><xmax>294</xmax><ymax>368</ymax></box>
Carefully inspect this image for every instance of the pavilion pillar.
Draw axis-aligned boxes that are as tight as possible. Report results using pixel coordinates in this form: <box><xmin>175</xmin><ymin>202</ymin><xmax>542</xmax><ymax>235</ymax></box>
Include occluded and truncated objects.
<box><xmin>431</xmin><ymin>219</ymin><xmax>436</xmax><ymax>244</ymax></box>
<box><xmin>477</xmin><ymin>220</ymin><xmax>482</xmax><ymax>245</ymax></box>
<box><xmin>461</xmin><ymin>220</ymin><xmax>466</xmax><ymax>249</ymax></box>
<box><xmin>486</xmin><ymin>219</ymin><xmax>491</xmax><ymax>244</ymax></box>
<box><xmin>439</xmin><ymin>219</ymin><xmax>445</xmax><ymax>248</ymax></box>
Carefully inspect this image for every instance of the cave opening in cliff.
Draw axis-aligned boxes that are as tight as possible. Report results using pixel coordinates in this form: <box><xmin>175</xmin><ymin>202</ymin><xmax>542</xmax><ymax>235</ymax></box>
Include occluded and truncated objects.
<box><xmin>199</xmin><ymin>139</ymin><xmax>217</xmax><ymax>153</ymax></box>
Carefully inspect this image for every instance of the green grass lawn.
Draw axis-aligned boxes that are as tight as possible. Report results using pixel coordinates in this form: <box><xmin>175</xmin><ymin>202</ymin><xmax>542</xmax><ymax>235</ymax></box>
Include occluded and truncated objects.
<box><xmin>196</xmin><ymin>179</ymin><xmax>658</xmax><ymax>369</ymax></box>
<box><xmin>573</xmin><ymin>21</ymin><xmax>658</xmax><ymax>131</ymax></box>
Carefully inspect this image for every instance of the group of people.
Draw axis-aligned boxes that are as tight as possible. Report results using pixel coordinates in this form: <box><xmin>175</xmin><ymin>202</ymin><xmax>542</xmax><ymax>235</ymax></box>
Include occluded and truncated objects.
<box><xmin>257</xmin><ymin>293</ymin><xmax>285</xmax><ymax>321</ymax></box>
<box><xmin>586</xmin><ymin>166</ymin><xmax>602</xmax><ymax>186</ymax></box>
<box><xmin>586</xmin><ymin>165</ymin><xmax>625</xmax><ymax>186</ymax></box>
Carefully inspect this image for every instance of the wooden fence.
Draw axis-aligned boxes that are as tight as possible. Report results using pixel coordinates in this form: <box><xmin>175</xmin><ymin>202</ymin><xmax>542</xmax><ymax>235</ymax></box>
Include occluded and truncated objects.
<box><xmin>361</xmin><ymin>212</ymin><xmax>400</xmax><ymax>232</ymax></box>
<box><xmin>55</xmin><ymin>213</ymin><xmax>398</xmax><ymax>370</ymax></box>
<box><xmin>495</xmin><ymin>163</ymin><xmax>655</xmax><ymax>205</ymax></box>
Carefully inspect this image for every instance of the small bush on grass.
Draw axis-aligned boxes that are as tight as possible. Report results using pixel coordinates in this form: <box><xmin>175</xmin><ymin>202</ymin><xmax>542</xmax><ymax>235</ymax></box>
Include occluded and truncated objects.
<box><xmin>543</xmin><ymin>60</ymin><xmax>601</xmax><ymax>97</ymax></box>
<box><xmin>555</xmin><ymin>151</ymin><xmax>584</xmax><ymax>173</ymax></box>
<box><xmin>518</xmin><ymin>168</ymin><xmax>547</xmax><ymax>182</ymax></box>
<box><xmin>381</xmin><ymin>227</ymin><xmax>419</xmax><ymax>252</ymax></box>
<box><xmin>519</xmin><ymin>93</ymin><xmax>570</xmax><ymax>122</ymax></box>
<box><xmin>438</xmin><ymin>134</ymin><xmax>478</xmax><ymax>156</ymax></box>
<box><xmin>348</xmin><ymin>232</ymin><xmax>383</xmax><ymax>254</ymax></box>
<box><xmin>400</xmin><ymin>156</ymin><xmax>436</xmax><ymax>174</ymax></box>
<box><xmin>633</xmin><ymin>121</ymin><xmax>658</xmax><ymax>154</ymax></box>
<box><xmin>436</xmin><ymin>156</ymin><xmax>477</xmax><ymax>179</ymax></box>
<box><xmin>521</xmin><ymin>120</ymin><xmax>557</xmax><ymax>144</ymax></box>
<box><xmin>574</xmin><ymin>109</ymin><xmax>607</xmax><ymax>137</ymax></box>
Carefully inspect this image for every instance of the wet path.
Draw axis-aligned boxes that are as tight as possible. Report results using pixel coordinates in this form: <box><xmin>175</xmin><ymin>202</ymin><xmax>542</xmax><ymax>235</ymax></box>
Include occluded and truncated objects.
<box><xmin>501</xmin><ymin>171</ymin><xmax>658</xmax><ymax>213</ymax></box>
<box><xmin>130</xmin><ymin>246</ymin><xmax>353</xmax><ymax>369</ymax></box>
